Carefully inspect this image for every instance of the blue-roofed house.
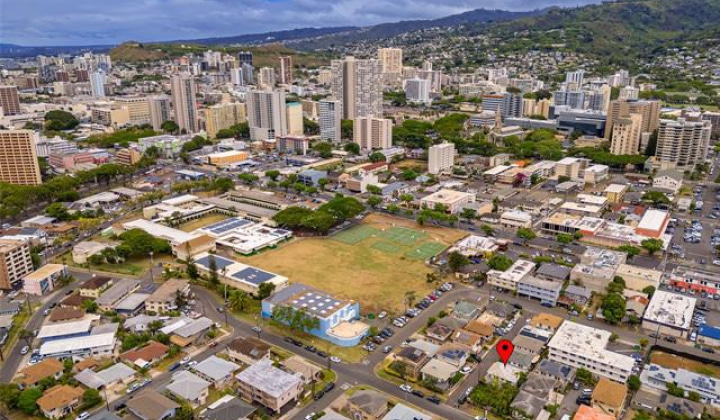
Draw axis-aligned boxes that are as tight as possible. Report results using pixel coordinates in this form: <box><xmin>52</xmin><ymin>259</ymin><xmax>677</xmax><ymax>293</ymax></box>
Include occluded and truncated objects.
<box><xmin>261</xmin><ymin>283</ymin><xmax>369</xmax><ymax>347</ymax></box>
<box><xmin>698</xmin><ymin>325</ymin><xmax>720</xmax><ymax>347</ymax></box>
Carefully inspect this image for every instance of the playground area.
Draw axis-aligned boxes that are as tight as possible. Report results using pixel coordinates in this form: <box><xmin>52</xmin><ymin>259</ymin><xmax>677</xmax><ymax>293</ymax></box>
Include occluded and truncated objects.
<box><xmin>237</xmin><ymin>213</ymin><xmax>465</xmax><ymax>313</ymax></box>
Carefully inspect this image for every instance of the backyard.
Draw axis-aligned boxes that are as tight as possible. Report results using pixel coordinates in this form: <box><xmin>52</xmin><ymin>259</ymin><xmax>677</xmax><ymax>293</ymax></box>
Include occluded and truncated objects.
<box><xmin>236</xmin><ymin>213</ymin><xmax>465</xmax><ymax>314</ymax></box>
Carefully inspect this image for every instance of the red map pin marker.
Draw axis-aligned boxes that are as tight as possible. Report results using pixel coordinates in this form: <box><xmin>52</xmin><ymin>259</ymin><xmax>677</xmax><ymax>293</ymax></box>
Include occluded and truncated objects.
<box><xmin>496</xmin><ymin>339</ymin><xmax>514</xmax><ymax>366</ymax></box>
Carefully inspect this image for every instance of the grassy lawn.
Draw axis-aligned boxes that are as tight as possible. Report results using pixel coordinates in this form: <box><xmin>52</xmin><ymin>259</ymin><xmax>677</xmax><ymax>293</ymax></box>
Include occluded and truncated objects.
<box><xmin>392</xmin><ymin>159</ymin><xmax>428</xmax><ymax>172</ymax></box>
<box><xmin>71</xmin><ymin>254</ymin><xmax>174</xmax><ymax>277</ymax></box>
<box><xmin>1</xmin><ymin>310</ymin><xmax>31</xmax><ymax>366</ymax></box>
<box><xmin>650</xmin><ymin>350</ymin><xmax>720</xmax><ymax>378</ymax></box>
<box><xmin>236</xmin><ymin>213</ymin><xmax>465</xmax><ymax>314</ymax></box>
<box><xmin>178</xmin><ymin>213</ymin><xmax>229</xmax><ymax>232</ymax></box>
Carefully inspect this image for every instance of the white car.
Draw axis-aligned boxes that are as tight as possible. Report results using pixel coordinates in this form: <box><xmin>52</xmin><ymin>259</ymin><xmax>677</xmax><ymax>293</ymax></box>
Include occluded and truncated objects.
<box><xmin>461</xmin><ymin>365</ymin><xmax>473</xmax><ymax>374</ymax></box>
<box><xmin>181</xmin><ymin>356</ymin><xmax>190</xmax><ymax>364</ymax></box>
<box><xmin>305</xmin><ymin>413</ymin><xmax>316</xmax><ymax>420</ymax></box>
<box><xmin>20</xmin><ymin>346</ymin><xmax>29</xmax><ymax>355</ymax></box>
<box><xmin>329</xmin><ymin>356</ymin><xmax>341</xmax><ymax>364</ymax></box>
<box><xmin>377</xmin><ymin>311</ymin><xmax>388</xmax><ymax>319</ymax></box>
<box><xmin>77</xmin><ymin>412</ymin><xmax>90</xmax><ymax>420</ymax></box>
<box><xmin>400</xmin><ymin>384</ymin><xmax>413</xmax><ymax>393</ymax></box>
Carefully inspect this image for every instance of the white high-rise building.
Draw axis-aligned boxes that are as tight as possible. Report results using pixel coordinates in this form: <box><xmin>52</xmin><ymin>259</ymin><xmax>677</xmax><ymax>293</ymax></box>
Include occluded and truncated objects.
<box><xmin>428</xmin><ymin>141</ymin><xmax>455</xmax><ymax>175</ymax></box>
<box><xmin>655</xmin><ymin>118</ymin><xmax>712</xmax><ymax>167</ymax></box>
<box><xmin>318</xmin><ymin>99</ymin><xmax>342</xmax><ymax>143</ymax></box>
<box><xmin>279</xmin><ymin>56</ymin><xmax>293</xmax><ymax>85</ymax></box>
<box><xmin>148</xmin><ymin>95</ymin><xmax>171</xmax><ymax>131</ymax></box>
<box><xmin>354</xmin><ymin>117</ymin><xmax>392</xmax><ymax>150</ymax></box>
<box><xmin>247</xmin><ymin>90</ymin><xmax>287</xmax><ymax>141</ymax></box>
<box><xmin>170</xmin><ymin>73</ymin><xmax>199</xmax><ymax>133</ymax></box>
<box><xmin>565</xmin><ymin>70</ymin><xmax>585</xmax><ymax>87</ymax></box>
<box><xmin>405</xmin><ymin>78</ymin><xmax>431</xmax><ymax>104</ymax></box>
<box><xmin>331</xmin><ymin>56</ymin><xmax>382</xmax><ymax>120</ymax></box>
<box><xmin>230</xmin><ymin>67</ymin><xmax>245</xmax><ymax>86</ymax></box>
<box><xmin>90</xmin><ymin>70</ymin><xmax>107</xmax><ymax>98</ymax></box>
<box><xmin>259</xmin><ymin>67</ymin><xmax>276</xmax><ymax>88</ymax></box>
<box><xmin>619</xmin><ymin>86</ymin><xmax>640</xmax><ymax>101</ymax></box>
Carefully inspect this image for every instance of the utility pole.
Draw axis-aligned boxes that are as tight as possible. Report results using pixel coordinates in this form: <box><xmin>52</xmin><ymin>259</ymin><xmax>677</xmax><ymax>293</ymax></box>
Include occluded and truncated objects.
<box><xmin>149</xmin><ymin>251</ymin><xmax>155</xmax><ymax>282</ymax></box>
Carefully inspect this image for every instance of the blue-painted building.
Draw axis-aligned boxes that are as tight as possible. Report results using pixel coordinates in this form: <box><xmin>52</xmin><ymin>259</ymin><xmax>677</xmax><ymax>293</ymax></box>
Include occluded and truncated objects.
<box><xmin>698</xmin><ymin>325</ymin><xmax>720</xmax><ymax>347</ymax></box>
<box><xmin>297</xmin><ymin>169</ymin><xmax>328</xmax><ymax>187</ymax></box>
<box><xmin>261</xmin><ymin>283</ymin><xmax>368</xmax><ymax>347</ymax></box>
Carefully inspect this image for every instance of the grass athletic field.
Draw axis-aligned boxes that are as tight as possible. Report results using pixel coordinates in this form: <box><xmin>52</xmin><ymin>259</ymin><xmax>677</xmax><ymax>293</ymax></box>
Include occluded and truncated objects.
<box><xmin>237</xmin><ymin>213</ymin><xmax>465</xmax><ymax>313</ymax></box>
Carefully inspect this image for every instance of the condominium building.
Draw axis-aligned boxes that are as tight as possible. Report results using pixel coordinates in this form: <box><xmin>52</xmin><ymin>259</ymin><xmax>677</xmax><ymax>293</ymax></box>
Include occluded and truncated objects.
<box><xmin>205</xmin><ymin>102</ymin><xmax>247</xmax><ymax>139</ymax></box>
<box><xmin>517</xmin><ymin>276</ymin><xmax>562</xmax><ymax>306</ymax></box>
<box><xmin>91</xmin><ymin>105</ymin><xmax>130</xmax><ymax>128</ymax></box>
<box><xmin>0</xmin><ymin>130</ymin><xmax>42</xmax><ymax>185</ymax></box>
<box><xmin>235</xmin><ymin>359</ymin><xmax>303</xmax><ymax>413</ymax></box>
<box><xmin>482</xmin><ymin>93</ymin><xmax>523</xmax><ymax>118</ymax></box>
<box><xmin>605</xmin><ymin>100</ymin><xmax>660</xmax><ymax>140</ymax></box>
<box><xmin>487</xmin><ymin>259</ymin><xmax>534</xmax><ymax>292</ymax></box>
<box><xmin>0</xmin><ymin>239</ymin><xmax>34</xmax><ymax>290</ymax></box>
<box><xmin>609</xmin><ymin>113</ymin><xmax>643</xmax><ymax>155</ymax></box>
<box><xmin>655</xmin><ymin>118</ymin><xmax>712</xmax><ymax>167</ymax></box>
<box><xmin>522</xmin><ymin>98</ymin><xmax>551</xmax><ymax>118</ymax></box>
<box><xmin>258</xmin><ymin>67</ymin><xmax>276</xmax><ymax>88</ymax></box>
<box><xmin>148</xmin><ymin>95</ymin><xmax>171</xmax><ymax>131</ymax></box>
<box><xmin>548</xmin><ymin>321</ymin><xmax>635</xmax><ymax>383</ymax></box>
<box><xmin>701</xmin><ymin>111</ymin><xmax>720</xmax><ymax>137</ymax></box>
<box><xmin>318</xmin><ymin>99</ymin><xmax>341</xmax><ymax>143</ymax></box>
<box><xmin>378</xmin><ymin>48</ymin><xmax>403</xmax><ymax>73</ymax></box>
<box><xmin>331</xmin><ymin>56</ymin><xmax>382</xmax><ymax>119</ymax></box>
<box><xmin>247</xmin><ymin>90</ymin><xmax>287</xmax><ymax>141</ymax></box>
<box><xmin>278</xmin><ymin>56</ymin><xmax>293</xmax><ymax>85</ymax></box>
<box><xmin>145</xmin><ymin>279</ymin><xmax>190</xmax><ymax>313</ymax></box>
<box><xmin>405</xmin><ymin>78</ymin><xmax>431</xmax><ymax>104</ymax></box>
<box><xmin>286</xmin><ymin>102</ymin><xmax>303</xmax><ymax>136</ymax></box>
<box><xmin>89</xmin><ymin>70</ymin><xmax>106</xmax><ymax>98</ymax></box>
<box><xmin>354</xmin><ymin>117</ymin><xmax>392</xmax><ymax>150</ymax></box>
<box><xmin>170</xmin><ymin>73</ymin><xmax>199</xmax><ymax>133</ymax></box>
<box><xmin>428</xmin><ymin>141</ymin><xmax>456</xmax><ymax>174</ymax></box>
<box><xmin>116</xmin><ymin>148</ymin><xmax>142</xmax><ymax>166</ymax></box>
<box><xmin>0</xmin><ymin>85</ymin><xmax>21</xmax><ymax>116</ymax></box>
<box><xmin>115</xmin><ymin>97</ymin><xmax>151</xmax><ymax>126</ymax></box>
<box><xmin>277</xmin><ymin>136</ymin><xmax>310</xmax><ymax>155</ymax></box>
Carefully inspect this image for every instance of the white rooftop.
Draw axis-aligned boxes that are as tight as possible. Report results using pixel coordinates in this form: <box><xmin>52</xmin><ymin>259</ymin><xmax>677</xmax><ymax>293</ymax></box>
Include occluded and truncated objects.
<box><xmin>38</xmin><ymin>318</ymin><xmax>93</xmax><ymax>340</ymax></box>
<box><xmin>643</xmin><ymin>290</ymin><xmax>696</xmax><ymax>330</ymax></box>
<box><xmin>235</xmin><ymin>359</ymin><xmax>302</xmax><ymax>398</ymax></box>
<box><xmin>637</xmin><ymin>209</ymin><xmax>669</xmax><ymax>232</ymax></box>
<box><xmin>122</xmin><ymin>219</ymin><xmax>199</xmax><ymax>244</ymax></box>
<box><xmin>548</xmin><ymin>321</ymin><xmax>634</xmax><ymax>373</ymax></box>
<box><xmin>39</xmin><ymin>333</ymin><xmax>116</xmax><ymax>356</ymax></box>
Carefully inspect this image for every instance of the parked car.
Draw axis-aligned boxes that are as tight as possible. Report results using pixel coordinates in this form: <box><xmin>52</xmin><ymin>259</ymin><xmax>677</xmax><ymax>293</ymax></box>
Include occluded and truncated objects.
<box><xmin>400</xmin><ymin>384</ymin><xmax>413</xmax><ymax>393</ymax></box>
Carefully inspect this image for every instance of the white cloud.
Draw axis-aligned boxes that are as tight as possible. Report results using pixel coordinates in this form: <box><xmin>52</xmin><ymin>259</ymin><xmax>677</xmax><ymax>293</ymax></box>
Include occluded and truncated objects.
<box><xmin>0</xmin><ymin>0</ymin><xmax>600</xmax><ymax>46</ymax></box>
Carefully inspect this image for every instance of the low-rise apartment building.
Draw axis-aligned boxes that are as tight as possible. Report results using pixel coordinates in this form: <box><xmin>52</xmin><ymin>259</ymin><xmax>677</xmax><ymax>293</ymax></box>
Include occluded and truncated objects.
<box><xmin>487</xmin><ymin>259</ymin><xmax>534</xmax><ymax>292</ymax></box>
<box><xmin>547</xmin><ymin>321</ymin><xmax>634</xmax><ymax>383</ymax></box>
<box><xmin>235</xmin><ymin>359</ymin><xmax>304</xmax><ymax>413</ymax></box>
<box><xmin>517</xmin><ymin>276</ymin><xmax>563</xmax><ymax>306</ymax></box>
<box><xmin>145</xmin><ymin>279</ymin><xmax>190</xmax><ymax>313</ymax></box>
<box><xmin>642</xmin><ymin>290</ymin><xmax>696</xmax><ymax>338</ymax></box>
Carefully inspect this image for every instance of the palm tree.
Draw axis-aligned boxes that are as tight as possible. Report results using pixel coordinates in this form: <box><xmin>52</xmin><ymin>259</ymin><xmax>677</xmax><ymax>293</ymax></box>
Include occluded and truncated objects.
<box><xmin>229</xmin><ymin>290</ymin><xmax>250</xmax><ymax>313</ymax></box>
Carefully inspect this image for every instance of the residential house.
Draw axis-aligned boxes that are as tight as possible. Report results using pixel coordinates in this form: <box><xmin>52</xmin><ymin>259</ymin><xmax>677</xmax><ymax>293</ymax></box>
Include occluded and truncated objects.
<box><xmin>169</xmin><ymin>317</ymin><xmax>214</xmax><ymax>347</ymax></box>
<box><xmin>282</xmin><ymin>355</ymin><xmax>322</xmax><ymax>383</ymax></box>
<box><xmin>513</xmin><ymin>335</ymin><xmax>546</xmax><ymax>356</ymax></box>
<box><xmin>426</xmin><ymin>322</ymin><xmax>454</xmax><ymax>343</ymax></box>
<box><xmin>345</xmin><ymin>389</ymin><xmax>389</xmax><ymax>420</ymax></box>
<box><xmin>49</xmin><ymin>307</ymin><xmax>85</xmax><ymax>323</ymax></box>
<box><xmin>192</xmin><ymin>355</ymin><xmax>240</xmax><ymax>386</ymax></box>
<box><xmin>530</xmin><ymin>313</ymin><xmax>564</xmax><ymax>332</ymax></box>
<box><xmin>420</xmin><ymin>358</ymin><xmax>458</xmax><ymax>390</ymax></box>
<box><xmin>167</xmin><ymin>371</ymin><xmax>211</xmax><ymax>407</ymax></box>
<box><xmin>453</xmin><ymin>301</ymin><xmax>482</xmax><ymax>321</ymax></box>
<box><xmin>631</xmin><ymin>390</ymin><xmax>706</xmax><ymax>420</ymax></box>
<box><xmin>74</xmin><ymin>363</ymin><xmax>136</xmax><ymax>389</ymax></box>
<box><xmin>451</xmin><ymin>330</ymin><xmax>483</xmax><ymax>354</ymax></box>
<box><xmin>573</xmin><ymin>405</ymin><xmax>615</xmax><ymax>420</ymax></box>
<box><xmin>652</xmin><ymin>169</ymin><xmax>683</xmax><ymax>195</ymax></box>
<box><xmin>225</xmin><ymin>337</ymin><xmax>271</xmax><ymax>365</ymax></box>
<box><xmin>381</xmin><ymin>404</ymin><xmax>431</xmax><ymax>420</ymax></box>
<box><xmin>199</xmin><ymin>395</ymin><xmax>256</xmax><ymax>420</ymax></box>
<box><xmin>126</xmin><ymin>390</ymin><xmax>180</xmax><ymax>420</ymax></box>
<box><xmin>17</xmin><ymin>359</ymin><xmax>64</xmax><ymax>389</ymax></box>
<box><xmin>79</xmin><ymin>276</ymin><xmax>114</xmax><ymax>299</ymax></box>
<box><xmin>37</xmin><ymin>385</ymin><xmax>84</xmax><ymax>419</ymax></box>
<box><xmin>436</xmin><ymin>344</ymin><xmax>469</xmax><ymax>368</ymax></box>
<box><xmin>119</xmin><ymin>341</ymin><xmax>169</xmax><ymax>368</ymax></box>
<box><xmin>462</xmin><ymin>320</ymin><xmax>495</xmax><ymax>344</ymax></box>
<box><xmin>535</xmin><ymin>359</ymin><xmax>575</xmax><ymax>387</ymax></box>
<box><xmin>592</xmin><ymin>378</ymin><xmax>628</xmax><ymax>418</ymax></box>
<box><xmin>393</xmin><ymin>347</ymin><xmax>430</xmax><ymax>381</ymax></box>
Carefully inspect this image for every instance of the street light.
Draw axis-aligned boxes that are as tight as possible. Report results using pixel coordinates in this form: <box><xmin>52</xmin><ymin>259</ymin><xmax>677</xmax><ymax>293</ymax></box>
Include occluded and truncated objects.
<box><xmin>149</xmin><ymin>251</ymin><xmax>155</xmax><ymax>282</ymax></box>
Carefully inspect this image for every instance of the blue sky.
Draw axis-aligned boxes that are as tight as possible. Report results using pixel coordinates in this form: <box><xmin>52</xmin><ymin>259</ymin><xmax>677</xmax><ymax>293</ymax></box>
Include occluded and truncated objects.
<box><xmin>0</xmin><ymin>0</ymin><xmax>601</xmax><ymax>46</ymax></box>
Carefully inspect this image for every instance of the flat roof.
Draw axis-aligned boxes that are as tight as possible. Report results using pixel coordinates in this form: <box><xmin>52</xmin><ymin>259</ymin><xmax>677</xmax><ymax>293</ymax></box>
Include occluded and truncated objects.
<box><xmin>122</xmin><ymin>219</ymin><xmax>198</xmax><ymax>244</ymax></box>
<box><xmin>604</xmin><ymin>184</ymin><xmax>628</xmax><ymax>194</ymax></box>
<box><xmin>637</xmin><ymin>209</ymin><xmax>669</xmax><ymax>232</ymax></box>
<box><xmin>643</xmin><ymin>290</ymin><xmax>696</xmax><ymax>330</ymax></box>
<box><xmin>200</xmin><ymin>217</ymin><xmax>253</xmax><ymax>236</ymax></box>
<box><xmin>162</xmin><ymin>194</ymin><xmax>198</xmax><ymax>206</ymax></box>
<box><xmin>96</xmin><ymin>279</ymin><xmax>142</xmax><ymax>306</ymax></box>
<box><xmin>40</xmin><ymin>333</ymin><xmax>116</xmax><ymax>356</ymax></box>
<box><xmin>421</xmin><ymin>189</ymin><xmax>474</xmax><ymax>204</ymax></box>
<box><xmin>194</xmin><ymin>252</ymin><xmax>287</xmax><ymax>289</ymax></box>
<box><xmin>24</xmin><ymin>264</ymin><xmax>65</xmax><ymax>281</ymax></box>
<box><xmin>38</xmin><ymin>318</ymin><xmax>93</xmax><ymax>339</ymax></box>
<box><xmin>548</xmin><ymin>321</ymin><xmax>634</xmax><ymax>372</ymax></box>
<box><xmin>235</xmin><ymin>359</ymin><xmax>302</xmax><ymax>398</ymax></box>
<box><xmin>483</xmin><ymin>165</ymin><xmax>512</xmax><ymax>176</ymax></box>
<box><xmin>114</xmin><ymin>293</ymin><xmax>150</xmax><ymax>311</ymax></box>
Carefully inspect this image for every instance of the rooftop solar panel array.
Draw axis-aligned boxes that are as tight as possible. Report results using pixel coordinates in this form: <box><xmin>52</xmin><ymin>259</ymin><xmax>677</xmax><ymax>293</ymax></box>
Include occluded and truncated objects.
<box><xmin>195</xmin><ymin>254</ymin><xmax>234</xmax><ymax>270</ymax></box>
<box><xmin>205</xmin><ymin>217</ymin><xmax>253</xmax><ymax>235</ymax></box>
<box><xmin>232</xmin><ymin>267</ymin><xmax>275</xmax><ymax>285</ymax></box>
<box><xmin>289</xmin><ymin>291</ymin><xmax>343</xmax><ymax>317</ymax></box>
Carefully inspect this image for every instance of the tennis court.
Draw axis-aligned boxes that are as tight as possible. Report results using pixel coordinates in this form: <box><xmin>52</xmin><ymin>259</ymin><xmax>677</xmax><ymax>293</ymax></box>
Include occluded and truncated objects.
<box><xmin>332</xmin><ymin>225</ymin><xmax>379</xmax><ymax>245</ymax></box>
<box><xmin>378</xmin><ymin>226</ymin><xmax>428</xmax><ymax>246</ymax></box>
<box><xmin>405</xmin><ymin>242</ymin><xmax>447</xmax><ymax>260</ymax></box>
<box><xmin>371</xmin><ymin>241</ymin><xmax>401</xmax><ymax>254</ymax></box>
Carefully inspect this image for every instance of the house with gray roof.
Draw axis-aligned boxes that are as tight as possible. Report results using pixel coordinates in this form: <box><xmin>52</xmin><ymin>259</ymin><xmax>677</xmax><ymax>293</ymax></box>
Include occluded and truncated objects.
<box><xmin>199</xmin><ymin>395</ymin><xmax>255</xmax><ymax>420</ymax></box>
<box><xmin>170</xmin><ymin>317</ymin><xmax>214</xmax><ymax>347</ymax></box>
<box><xmin>192</xmin><ymin>355</ymin><xmax>239</xmax><ymax>386</ymax></box>
<box><xmin>535</xmin><ymin>359</ymin><xmax>575</xmax><ymax>386</ymax></box>
<box><xmin>235</xmin><ymin>359</ymin><xmax>303</xmax><ymax>413</ymax></box>
<box><xmin>74</xmin><ymin>363</ymin><xmax>135</xmax><ymax>389</ymax></box>
<box><xmin>346</xmin><ymin>389</ymin><xmax>389</xmax><ymax>419</ymax></box>
<box><xmin>453</xmin><ymin>301</ymin><xmax>482</xmax><ymax>321</ymax></box>
<box><xmin>535</xmin><ymin>263</ymin><xmax>571</xmax><ymax>282</ymax></box>
<box><xmin>381</xmin><ymin>403</ymin><xmax>431</xmax><ymax>420</ymax></box>
<box><xmin>166</xmin><ymin>371</ymin><xmax>210</xmax><ymax>407</ymax></box>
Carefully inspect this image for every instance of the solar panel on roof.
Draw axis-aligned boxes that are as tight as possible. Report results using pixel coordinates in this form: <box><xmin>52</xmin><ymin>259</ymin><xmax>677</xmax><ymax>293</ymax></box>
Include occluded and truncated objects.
<box><xmin>231</xmin><ymin>267</ymin><xmax>274</xmax><ymax>285</ymax></box>
<box><xmin>195</xmin><ymin>255</ymin><xmax>234</xmax><ymax>270</ymax></box>
<box><xmin>206</xmin><ymin>217</ymin><xmax>252</xmax><ymax>234</ymax></box>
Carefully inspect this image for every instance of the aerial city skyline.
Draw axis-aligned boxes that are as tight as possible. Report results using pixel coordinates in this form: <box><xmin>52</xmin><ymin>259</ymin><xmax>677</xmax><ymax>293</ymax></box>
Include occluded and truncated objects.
<box><xmin>0</xmin><ymin>1</ymin><xmax>719</xmax><ymax>420</ymax></box>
